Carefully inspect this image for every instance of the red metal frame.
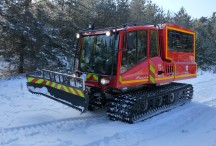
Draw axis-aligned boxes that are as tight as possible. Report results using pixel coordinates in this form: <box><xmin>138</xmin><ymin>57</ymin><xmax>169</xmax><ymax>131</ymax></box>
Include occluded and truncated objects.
<box><xmin>116</xmin><ymin>24</ymin><xmax>196</xmax><ymax>88</ymax></box>
<box><xmin>78</xmin><ymin>23</ymin><xmax>197</xmax><ymax>90</ymax></box>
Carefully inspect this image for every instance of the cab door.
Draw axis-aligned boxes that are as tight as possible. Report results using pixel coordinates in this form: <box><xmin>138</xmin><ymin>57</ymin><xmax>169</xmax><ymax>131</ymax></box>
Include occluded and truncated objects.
<box><xmin>148</xmin><ymin>29</ymin><xmax>164</xmax><ymax>84</ymax></box>
<box><xmin>118</xmin><ymin>28</ymin><xmax>149</xmax><ymax>88</ymax></box>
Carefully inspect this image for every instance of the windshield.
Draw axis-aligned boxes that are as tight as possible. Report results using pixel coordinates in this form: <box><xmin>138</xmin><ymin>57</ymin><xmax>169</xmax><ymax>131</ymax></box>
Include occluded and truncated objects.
<box><xmin>79</xmin><ymin>33</ymin><xmax>119</xmax><ymax>75</ymax></box>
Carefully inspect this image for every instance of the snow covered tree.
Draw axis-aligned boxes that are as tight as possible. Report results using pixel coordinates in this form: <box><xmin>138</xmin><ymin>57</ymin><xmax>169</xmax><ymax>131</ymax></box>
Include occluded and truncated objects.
<box><xmin>193</xmin><ymin>13</ymin><xmax>216</xmax><ymax>71</ymax></box>
<box><xmin>173</xmin><ymin>7</ymin><xmax>192</xmax><ymax>28</ymax></box>
<box><xmin>0</xmin><ymin>0</ymin><xmax>216</xmax><ymax>74</ymax></box>
<box><xmin>94</xmin><ymin>0</ymin><xmax>117</xmax><ymax>27</ymax></box>
<box><xmin>0</xmin><ymin>0</ymin><xmax>77</xmax><ymax>73</ymax></box>
<box><xmin>129</xmin><ymin>0</ymin><xmax>146</xmax><ymax>22</ymax></box>
<box><xmin>0</xmin><ymin>0</ymin><xmax>38</xmax><ymax>73</ymax></box>
<box><xmin>116</xmin><ymin>0</ymin><xmax>130</xmax><ymax>25</ymax></box>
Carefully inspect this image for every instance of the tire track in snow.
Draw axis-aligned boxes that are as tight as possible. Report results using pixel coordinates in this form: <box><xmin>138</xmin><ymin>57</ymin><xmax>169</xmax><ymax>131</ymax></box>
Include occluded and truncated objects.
<box><xmin>193</xmin><ymin>78</ymin><xmax>216</xmax><ymax>85</ymax></box>
<box><xmin>1</xmin><ymin>114</ymin><xmax>105</xmax><ymax>132</ymax></box>
<box><xmin>202</xmin><ymin>98</ymin><xmax>216</xmax><ymax>108</ymax></box>
<box><xmin>0</xmin><ymin>114</ymin><xmax>106</xmax><ymax>145</ymax></box>
<box><xmin>193</xmin><ymin>80</ymin><xmax>216</xmax><ymax>103</ymax></box>
<box><xmin>84</xmin><ymin>102</ymin><xmax>216</xmax><ymax>146</ymax></box>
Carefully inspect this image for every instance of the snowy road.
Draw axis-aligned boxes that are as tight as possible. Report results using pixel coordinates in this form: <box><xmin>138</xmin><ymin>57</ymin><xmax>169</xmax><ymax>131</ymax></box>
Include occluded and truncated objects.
<box><xmin>0</xmin><ymin>71</ymin><xmax>216</xmax><ymax>146</ymax></box>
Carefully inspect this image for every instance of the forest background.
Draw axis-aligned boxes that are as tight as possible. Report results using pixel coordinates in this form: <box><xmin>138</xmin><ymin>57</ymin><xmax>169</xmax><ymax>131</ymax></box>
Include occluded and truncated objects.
<box><xmin>0</xmin><ymin>0</ymin><xmax>215</xmax><ymax>74</ymax></box>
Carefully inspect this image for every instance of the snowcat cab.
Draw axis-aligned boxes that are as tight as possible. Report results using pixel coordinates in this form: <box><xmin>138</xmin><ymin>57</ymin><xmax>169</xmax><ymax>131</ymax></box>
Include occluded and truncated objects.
<box><xmin>27</xmin><ymin>23</ymin><xmax>196</xmax><ymax>123</ymax></box>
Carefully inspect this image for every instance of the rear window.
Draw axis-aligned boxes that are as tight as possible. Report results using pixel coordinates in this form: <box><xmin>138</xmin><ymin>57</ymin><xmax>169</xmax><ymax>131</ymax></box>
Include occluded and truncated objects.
<box><xmin>168</xmin><ymin>30</ymin><xmax>194</xmax><ymax>53</ymax></box>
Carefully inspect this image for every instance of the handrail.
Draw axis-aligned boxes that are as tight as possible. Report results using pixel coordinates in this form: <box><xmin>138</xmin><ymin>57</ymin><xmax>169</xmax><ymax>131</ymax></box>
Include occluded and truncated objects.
<box><xmin>27</xmin><ymin>70</ymin><xmax>85</xmax><ymax>91</ymax></box>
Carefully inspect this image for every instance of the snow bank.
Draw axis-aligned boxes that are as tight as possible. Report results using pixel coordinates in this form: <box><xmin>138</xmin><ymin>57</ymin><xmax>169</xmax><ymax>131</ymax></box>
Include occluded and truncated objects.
<box><xmin>0</xmin><ymin>71</ymin><xmax>216</xmax><ymax>146</ymax></box>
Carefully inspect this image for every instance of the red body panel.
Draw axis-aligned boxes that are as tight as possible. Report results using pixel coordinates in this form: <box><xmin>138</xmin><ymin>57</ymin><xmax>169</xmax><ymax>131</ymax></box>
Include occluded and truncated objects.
<box><xmin>115</xmin><ymin>23</ymin><xmax>196</xmax><ymax>89</ymax></box>
<box><xmin>79</xmin><ymin>23</ymin><xmax>197</xmax><ymax>90</ymax></box>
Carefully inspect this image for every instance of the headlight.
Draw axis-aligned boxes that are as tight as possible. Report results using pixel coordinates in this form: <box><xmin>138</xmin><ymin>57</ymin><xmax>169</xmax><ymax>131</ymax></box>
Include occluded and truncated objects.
<box><xmin>76</xmin><ymin>33</ymin><xmax>80</xmax><ymax>39</ymax></box>
<box><xmin>71</xmin><ymin>73</ymin><xmax>77</xmax><ymax>78</ymax></box>
<box><xmin>106</xmin><ymin>31</ymin><xmax>111</xmax><ymax>36</ymax></box>
<box><xmin>100</xmin><ymin>78</ymin><xmax>110</xmax><ymax>85</ymax></box>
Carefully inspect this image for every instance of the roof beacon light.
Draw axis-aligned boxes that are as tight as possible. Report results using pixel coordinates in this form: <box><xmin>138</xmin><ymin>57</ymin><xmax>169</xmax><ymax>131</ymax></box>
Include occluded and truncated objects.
<box><xmin>88</xmin><ymin>23</ymin><xmax>94</xmax><ymax>30</ymax></box>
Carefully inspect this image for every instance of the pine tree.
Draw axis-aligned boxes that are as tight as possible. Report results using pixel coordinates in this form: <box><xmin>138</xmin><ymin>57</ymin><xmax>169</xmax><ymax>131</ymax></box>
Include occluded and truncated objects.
<box><xmin>173</xmin><ymin>7</ymin><xmax>192</xmax><ymax>28</ymax></box>
<box><xmin>94</xmin><ymin>0</ymin><xmax>117</xmax><ymax>27</ymax></box>
<box><xmin>0</xmin><ymin>0</ymin><xmax>36</xmax><ymax>73</ymax></box>
<box><xmin>116</xmin><ymin>0</ymin><xmax>130</xmax><ymax>25</ymax></box>
<box><xmin>129</xmin><ymin>0</ymin><xmax>146</xmax><ymax>22</ymax></box>
<box><xmin>1</xmin><ymin>0</ymin><xmax>216</xmax><ymax>73</ymax></box>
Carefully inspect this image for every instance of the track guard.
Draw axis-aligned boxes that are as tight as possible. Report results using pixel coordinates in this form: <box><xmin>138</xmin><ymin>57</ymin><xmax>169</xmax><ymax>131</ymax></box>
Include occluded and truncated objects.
<box><xmin>26</xmin><ymin>70</ymin><xmax>88</xmax><ymax>113</ymax></box>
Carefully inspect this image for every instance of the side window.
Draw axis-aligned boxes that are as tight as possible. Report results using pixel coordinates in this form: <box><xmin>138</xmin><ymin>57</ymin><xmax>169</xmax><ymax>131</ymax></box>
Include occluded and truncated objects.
<box><xmin>150</xmin><ymin>30</ymin><xmax>159</xmax><ymax>57</ymax></box>
<box><xmin>127</xmin><ymin>31</ymin><xmax>137</xmax><ymax>66</ymax></box>
<box><xmin>121</xmin><ymin>30</ymin><xmax>147</xmax><ymax>73</ymax></box>
<box><xmin>168</xmin><ymin>30</ymin><xmax>193</xmax><ymax>53</ymax></box>
<box><xmin>137</xmin><ymin>31</ymin><xmax>147</xmax><ymax>61</ymax></box>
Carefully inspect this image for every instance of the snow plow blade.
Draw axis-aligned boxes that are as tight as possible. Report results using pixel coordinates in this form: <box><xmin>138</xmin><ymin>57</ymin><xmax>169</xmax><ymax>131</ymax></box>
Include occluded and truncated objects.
<box><xmin>26</xmin><ymin>70</ymin><xmax>88</xmax><ymax>113</ymax></box>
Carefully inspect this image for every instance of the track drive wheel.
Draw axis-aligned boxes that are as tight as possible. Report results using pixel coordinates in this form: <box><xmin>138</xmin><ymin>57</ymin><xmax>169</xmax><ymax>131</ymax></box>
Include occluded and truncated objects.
<box><xmin>135</xmin><ymin>99</ymin><xmax>148</xmax><ymax>113</ymax></box>
<box><xmin>166</xmin><ymin>93</ymin><xmax>175</xmax><ymax>104</ymax></box>
<box><xmin>154</xmin><ymin>96</ymin><xmax>163</xmax><ymax>107</ymax></box>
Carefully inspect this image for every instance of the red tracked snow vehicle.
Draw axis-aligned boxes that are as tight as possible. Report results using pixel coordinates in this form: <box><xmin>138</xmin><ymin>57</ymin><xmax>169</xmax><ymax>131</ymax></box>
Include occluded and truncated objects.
<box><xmin>27</xmin><ymin>23</ymin><xmax>196</xmax><ymax>123</ymax></box>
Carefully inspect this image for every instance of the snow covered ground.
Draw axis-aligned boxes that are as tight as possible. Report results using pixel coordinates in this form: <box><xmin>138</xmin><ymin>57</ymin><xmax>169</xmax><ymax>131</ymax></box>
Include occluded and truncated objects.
<box><xmin>0</xmin><ymin>71</ymin><xmax>216</xmax><ymax>146</ymax></box>
<box><xmin>0</xmin><ymin>56</ymin><xmax>17</xmax><ymax>77</ymax></box>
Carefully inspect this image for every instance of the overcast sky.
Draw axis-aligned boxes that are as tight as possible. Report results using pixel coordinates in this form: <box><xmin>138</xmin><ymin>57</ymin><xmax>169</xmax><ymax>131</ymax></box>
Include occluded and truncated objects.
<box><xmin>151</xmin><ymin>0</ymin><xmax>216</xmax><ymax>18</ymax></box>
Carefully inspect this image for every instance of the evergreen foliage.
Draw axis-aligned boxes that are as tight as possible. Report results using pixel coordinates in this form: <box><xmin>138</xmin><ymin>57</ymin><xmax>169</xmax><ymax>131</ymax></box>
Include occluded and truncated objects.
<box><xmin>0</xmin><ymin>0</ymin><xmax>215</xmax><ymax>73</ymax></box>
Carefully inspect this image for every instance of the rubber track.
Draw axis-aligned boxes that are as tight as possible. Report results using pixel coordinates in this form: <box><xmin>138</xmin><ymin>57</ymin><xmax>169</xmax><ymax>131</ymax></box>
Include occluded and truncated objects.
<box><xmin>107</xmin><ymin>82</ymin><xmax>193</xmax><ymax>123</ymax></box>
